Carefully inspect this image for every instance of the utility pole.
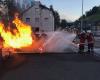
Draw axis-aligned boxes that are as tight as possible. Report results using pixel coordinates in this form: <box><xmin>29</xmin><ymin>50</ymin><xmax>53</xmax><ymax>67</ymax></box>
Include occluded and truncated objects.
<box><xmin>81</xmin><ymin>0</ymin><xmax>84</xmax><ymax>32</ymax></box>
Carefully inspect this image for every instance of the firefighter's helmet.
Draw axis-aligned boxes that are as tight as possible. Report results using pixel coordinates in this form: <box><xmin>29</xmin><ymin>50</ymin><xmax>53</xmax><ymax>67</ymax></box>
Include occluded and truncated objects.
<box><xmin>87</xmin><ymin>30</ymin><xmax>91</xmax><ymax>33</ymax></box>
<box><xmin>81</xmin><ymin>31</ymin><xmax>85</xmax><ymax>34</ymax></box>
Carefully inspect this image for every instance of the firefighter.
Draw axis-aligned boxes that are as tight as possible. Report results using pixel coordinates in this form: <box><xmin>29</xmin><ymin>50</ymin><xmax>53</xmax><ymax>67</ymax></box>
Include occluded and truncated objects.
<box><xmin>78</xmin><ymin>31</ymin><xmax>86</xmax><ymax>53</ymax></box>
<box><xmin>86</xmin><ymin>30</ymin><xmax>95</xmax><ymax>53</ymax></box>
<box><xmin>41</xmin><ymin>30</ymin><xmax>47</xmax><ymax>39</ymax></box>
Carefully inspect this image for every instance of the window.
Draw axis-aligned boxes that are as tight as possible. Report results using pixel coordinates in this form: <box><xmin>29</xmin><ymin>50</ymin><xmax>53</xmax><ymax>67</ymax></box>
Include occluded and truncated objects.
<box><xmin>35</xmin><ymin>8</ymin><xmax>39</xmax><ymax>12</ymax></box>
<box><xmin>44</xmin><ymin>18</ymin><xmax>48</xmax><ymax>21</ymax></box>
<box><xmin>35</xmin><ymin>27</ymin><xmax>39</xmax><ymax>32</ymax></box>
<box><xmin>35</xmin><ymin>18</ymin><xmax>39</xmax><ymax>22</ymax></box>
<box><xmin>26</xmin><ymin>18</ymin><xmax>30</xmax><ymax>22</ymax></box>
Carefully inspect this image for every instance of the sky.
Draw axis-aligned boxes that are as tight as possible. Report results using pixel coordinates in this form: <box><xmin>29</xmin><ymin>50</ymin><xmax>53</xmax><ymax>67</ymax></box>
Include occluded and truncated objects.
<box><xmin>18</xmin><ymin>0</ymin><xmax>100</xmax><ymax>22</ymax></box>
<box><xmin>35</xmin><ymin>0</ymin><xmax>100</xmax><ymax>22</ymax></box>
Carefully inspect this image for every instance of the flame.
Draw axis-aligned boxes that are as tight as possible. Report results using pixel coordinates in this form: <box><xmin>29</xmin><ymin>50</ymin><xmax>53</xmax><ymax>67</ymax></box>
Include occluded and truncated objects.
<box><xmin>0</xmin><ymin>13</ymin><xmax>33</xmax><ymax>49</ymax></box>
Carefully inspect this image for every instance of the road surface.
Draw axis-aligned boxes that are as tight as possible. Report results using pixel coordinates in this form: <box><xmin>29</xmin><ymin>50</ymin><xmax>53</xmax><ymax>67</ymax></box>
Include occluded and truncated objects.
<box><xmin>0</xmin><ymin>53</ymin><xmax>100</xmax><ymax>80</ymax></box>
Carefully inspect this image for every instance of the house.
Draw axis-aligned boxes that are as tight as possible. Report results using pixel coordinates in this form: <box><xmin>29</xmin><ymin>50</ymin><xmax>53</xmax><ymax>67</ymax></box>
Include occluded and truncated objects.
<box><xmin>22</xmin><ymin>1</ymin><xmax>54</xmax><ymax>32</ymax></box>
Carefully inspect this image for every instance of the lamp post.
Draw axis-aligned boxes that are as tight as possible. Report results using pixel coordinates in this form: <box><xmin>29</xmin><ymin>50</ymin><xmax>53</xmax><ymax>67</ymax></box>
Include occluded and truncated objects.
<box><xmin>81</xmin><ymin>0</ymin><xmax>84</xmax><ymax>32</ymax></box>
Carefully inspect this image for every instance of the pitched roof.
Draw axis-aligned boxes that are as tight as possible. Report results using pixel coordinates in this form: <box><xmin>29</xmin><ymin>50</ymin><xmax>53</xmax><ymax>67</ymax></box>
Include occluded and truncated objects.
<box><xmin>21</xmin><ymin>1</ymin><xmax>51</xmax><ymax>15</ymax></box>
<box><xmin>39</xmin><ymin>4</ymin><xmax>50</xmax><ymax>10</ymax></box>
<box><xmin>21</xmin><ymin>5</ymin><xmax>34</xmax><ymax>15</ymax></box>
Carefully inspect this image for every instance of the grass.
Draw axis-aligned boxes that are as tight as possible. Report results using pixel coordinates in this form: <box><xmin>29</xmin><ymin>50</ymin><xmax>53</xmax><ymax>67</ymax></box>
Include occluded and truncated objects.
<box><xmin>85</xmin><ymin>14</ymin><xmax>100</xmax><ymax>22</ymax></box>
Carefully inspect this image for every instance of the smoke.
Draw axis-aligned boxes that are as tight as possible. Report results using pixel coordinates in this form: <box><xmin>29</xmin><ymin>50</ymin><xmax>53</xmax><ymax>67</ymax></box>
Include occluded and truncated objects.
<box><xmin>17</xmin><ymin>31</ymin><xmax>78</xmax><ymax>53</ymax></box>
<box><xmin>43</xmin><ymin>31</ymin><xmax>78</xmax><ymax>53</ymax></box>
<box><xmin>15</xmin><ymin>0</ymin><xmax>34</xmax><ymax>9</ymax></box>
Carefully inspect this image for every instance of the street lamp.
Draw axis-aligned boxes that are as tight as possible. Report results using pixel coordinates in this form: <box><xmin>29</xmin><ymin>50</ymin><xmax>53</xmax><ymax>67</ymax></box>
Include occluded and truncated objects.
<box><xmin>81</xmin><ymin>0</ymin><xmax>84</xmax><ymax>32</ymax></box>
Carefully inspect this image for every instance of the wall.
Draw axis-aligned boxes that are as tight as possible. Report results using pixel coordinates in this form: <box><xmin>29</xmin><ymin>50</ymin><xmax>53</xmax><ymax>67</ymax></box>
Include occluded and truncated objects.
<box><xmin>22</xmin><ymin>1</ymin><xmax>54</xmax><ymax>32</ymax></box>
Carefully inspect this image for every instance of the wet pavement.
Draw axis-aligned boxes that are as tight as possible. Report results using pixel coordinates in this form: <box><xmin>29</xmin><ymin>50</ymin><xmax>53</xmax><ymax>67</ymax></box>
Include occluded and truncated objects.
<box><xmin>0</xmin><ymin>53</ymin><xmax>100</xmax><ymax>80</ymax></box>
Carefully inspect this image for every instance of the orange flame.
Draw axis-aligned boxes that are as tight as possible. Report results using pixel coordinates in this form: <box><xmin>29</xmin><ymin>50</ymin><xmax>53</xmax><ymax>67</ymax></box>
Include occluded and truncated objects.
<box><xmin>0</xmin><ymin>13</ymin><xmax>33</xmax><ymax>49</ymax></box>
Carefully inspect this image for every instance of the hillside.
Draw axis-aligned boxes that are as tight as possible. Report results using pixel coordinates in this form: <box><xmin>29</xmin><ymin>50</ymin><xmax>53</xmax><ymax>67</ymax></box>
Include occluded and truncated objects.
<box><xmin>79</xmin><ymin>6</ymin><xmax>100</xmax><ymax>22</ymax></box>
<box><xmin>84</xmin><ymin>14</ymin><xmax>100</xmax><ymax>22</ymax></box>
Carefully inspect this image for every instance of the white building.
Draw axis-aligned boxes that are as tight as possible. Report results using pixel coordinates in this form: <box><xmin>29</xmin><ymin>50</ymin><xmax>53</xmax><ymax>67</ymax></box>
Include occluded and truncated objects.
<box><xmin>22</xmin><ymin>1</ymin><xmax>54</xmax><ymax>32</ymax></box>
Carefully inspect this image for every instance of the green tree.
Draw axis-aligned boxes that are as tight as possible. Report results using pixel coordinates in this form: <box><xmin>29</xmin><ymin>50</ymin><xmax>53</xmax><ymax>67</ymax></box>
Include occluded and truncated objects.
<box><xmin>60</xmin><ymin>19</ymin><xmax>67</xmax><ymax>29</ymax></box>
<box><xmin>91</xmin><ymin>6</ymin><xmax>99</xmax><ymax>14</ymax></box>
<box><xmin>54</xmin><ymin>11</ymin><xmax>60</xmax><ymax>30</ymax></box>
<box><xmin>85</xmin><ymin>6</ymin><xmax>99</xmax><ymax>17</ymax></box>
<box><xmin>79</xmin><ymin>14</ymin><xmax>86</xmax><ymax>20</ymax></box>
<box><xmin>50</xmin><ymin>5</ymin><xmax>60</xmax><ymax>30</ymax></box>
<box><xmin>86</xmin><ymin>10</ymin><xmax>92</xmax><ymax>17</ymax></box>
<box><xmin>0</xmin><ymin>0</ymin><xmax>19</xmax><ymax>27</ymax></box>
<box><xmin>4</xmin><ymin>0</ymin><xmax>19</xmax><ymax>20</ymax></box>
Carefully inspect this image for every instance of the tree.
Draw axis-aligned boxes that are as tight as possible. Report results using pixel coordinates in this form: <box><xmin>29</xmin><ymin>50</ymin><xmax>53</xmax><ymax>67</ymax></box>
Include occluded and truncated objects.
<box><xmin>60</xmin><ymin>19</ymin><xmax>67</xmax><ymax>29</ymax></box>
<box><xmin>15</xmin><ymin>1</ymin><xmax>22</xmax><ymax>12</ymax></box>
<box><xmin>50</xmin><ymin>5</ymin><xmax>60</xmax><ymax>30</ymax></box>
<box><xmin>85</xmin><ymin>6</ymin><xmax>99</xmax><ymax>17</ymax></box>
<box><xmin>79</xmin><ymin>14</ymin><xmax>86</xmax><ymax>21</ymax></box>
<box><xmin>4</xmin><ymin>0</ymin><xmax>19</xmax><ymax>20</ymax></box>
<box><xmin>0</xmin><ymin>0</ymin><xmax>20</xmax><ymax>28</ymax></box>
<box><xmin>91</xmin><ymin>6</ymin><xmax>99</xmax><ymax>14</ymax></box>
<box><xmin>31</xmin><ymin>0</ymin><xmax>34</xmax><ymax>6</ymax></box>
<box><xmin>86</xmin><ymin>10</ymin><xmax>92</xmax><ymax>17</ymax></box>
<box><xmin>50</xmin><ymin>5</ymin><xmax>53</xmax><ymax>11</ymax></box>
<box><xmin>74</xmin><ymin>20</ymin><xmax>81</xmax><ymax>29</ymax></box>
<box><xmin>54</xmin><ymin>11</ymin><xmax>60</xmax><ymax>30</ymax></box>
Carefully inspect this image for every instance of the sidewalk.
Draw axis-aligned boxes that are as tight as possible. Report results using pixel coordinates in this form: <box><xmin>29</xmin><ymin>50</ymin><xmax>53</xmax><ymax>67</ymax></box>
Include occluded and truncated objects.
<box><xmin>94</xmin><ymin>36</ymin><xmax>100</xmax><ymax>48</ymax></box>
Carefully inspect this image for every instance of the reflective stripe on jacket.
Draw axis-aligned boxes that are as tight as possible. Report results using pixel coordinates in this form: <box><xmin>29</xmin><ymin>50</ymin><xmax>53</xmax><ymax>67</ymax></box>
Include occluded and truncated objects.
<box><xmin>86</xmin><ymin>33</ymin><xmax>94</xmax><ymax>44</ymax></box>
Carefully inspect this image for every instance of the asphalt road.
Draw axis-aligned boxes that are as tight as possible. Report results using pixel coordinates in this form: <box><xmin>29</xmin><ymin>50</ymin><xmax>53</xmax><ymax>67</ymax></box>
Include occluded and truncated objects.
<box><xmin>0</xmin><ymin>53</ymin><xmax>100</xmax><ymax>80</ymax></box>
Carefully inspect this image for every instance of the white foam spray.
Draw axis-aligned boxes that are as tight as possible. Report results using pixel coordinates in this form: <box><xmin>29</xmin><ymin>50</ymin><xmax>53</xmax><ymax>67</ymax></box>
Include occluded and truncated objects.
<box><xmin>43</xmin><ymin>31</ymin><xmax>78</xmax><ymax>53</ymax></box>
